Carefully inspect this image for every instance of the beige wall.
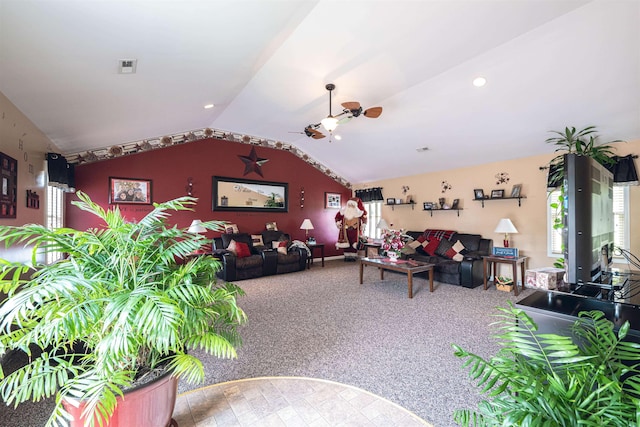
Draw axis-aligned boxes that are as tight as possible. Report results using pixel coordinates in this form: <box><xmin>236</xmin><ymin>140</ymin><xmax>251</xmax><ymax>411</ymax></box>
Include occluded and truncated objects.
<box><xmin>355</xmin><ymin>139</ymin><xmax>640</xmax><ymax>272</ymax></box>
<box><xmin>0</xmin><ymin>91</ymin><xmax>59</xmax><ymax>260</ymax></box>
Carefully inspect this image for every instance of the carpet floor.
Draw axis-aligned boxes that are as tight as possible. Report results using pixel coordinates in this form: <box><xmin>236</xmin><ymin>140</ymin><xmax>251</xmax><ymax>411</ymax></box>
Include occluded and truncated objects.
<box><xmin>0</xmin><ymin>259</ymin><xmax>534</xmax><ymax>426</ymax></box>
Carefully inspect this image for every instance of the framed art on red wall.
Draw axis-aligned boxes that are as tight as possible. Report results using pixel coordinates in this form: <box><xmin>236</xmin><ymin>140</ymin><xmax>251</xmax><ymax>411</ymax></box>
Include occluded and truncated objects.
<box><xmin>0</xmin><ymin>152</ymin><xmax>17</xmax><ymax>219</ymax></box>
<box><xmin>325</xmin><ymin>192</ymin><xmax>341</xmax><ymax>209</ymax></box>
<box><xmin>109</xmin><ymin>177</ymin><xmax>152</xmax><ymax>204</ymax></box>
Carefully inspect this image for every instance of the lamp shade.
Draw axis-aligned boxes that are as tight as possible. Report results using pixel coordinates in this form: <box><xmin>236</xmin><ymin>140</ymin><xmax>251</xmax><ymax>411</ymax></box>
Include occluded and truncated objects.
<box><xmin>188</xmin><ymin>219</ymin><xmax>206</xmax><ymax>233</ymax></box>
<box><xmin>376</xmin><ymin>219</ymin><xmax>389</xmax><ymax>230</ymax></box>
<box><xmin>494</xmin><ymin>218</ymin><xmax>518</xmax><ymax>234</ymax></box>
<box><xmin>321</xmin><ymin>116</ymin><xmax>338</xmax><ymax>132</ymax></box>
<box><xmin>299</xmin><ymin>219</ymin><xmax>314</xmax><ymax>230</ymax></box>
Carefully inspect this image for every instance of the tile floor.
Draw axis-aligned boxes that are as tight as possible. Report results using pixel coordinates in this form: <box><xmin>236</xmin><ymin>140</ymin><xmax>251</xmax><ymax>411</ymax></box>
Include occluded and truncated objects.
<box><xmin>172</xmin><ymin>377</ymin><xmax>432</xmax><ymax>427</ymax></box>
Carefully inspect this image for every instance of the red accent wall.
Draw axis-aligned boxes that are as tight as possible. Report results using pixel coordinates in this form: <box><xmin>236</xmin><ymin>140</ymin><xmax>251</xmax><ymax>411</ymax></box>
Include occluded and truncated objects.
<box><xmin>66</xmin><ymin>138</ymin><xmax>351</xmax><ymax>256</ymax></box>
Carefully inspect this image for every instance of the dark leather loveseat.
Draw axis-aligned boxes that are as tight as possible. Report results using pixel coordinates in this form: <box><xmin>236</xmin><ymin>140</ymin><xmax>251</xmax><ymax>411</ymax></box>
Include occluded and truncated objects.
<box><xmin>404</xmin><ymin>229</ymin><xmax>492</xmax><ymax>288</ymax></box>
<box><xmin>212</xmin><ymin>230</ymin><xmax>308</xmax><ymax>281</ymax></box>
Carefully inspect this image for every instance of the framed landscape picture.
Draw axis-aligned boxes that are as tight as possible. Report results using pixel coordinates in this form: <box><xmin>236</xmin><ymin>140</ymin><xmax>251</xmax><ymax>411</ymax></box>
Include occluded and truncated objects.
<box><xmin>109</xmin><ymin>177</ymin><xmax>152</xmax><ymax>204</ymax></box>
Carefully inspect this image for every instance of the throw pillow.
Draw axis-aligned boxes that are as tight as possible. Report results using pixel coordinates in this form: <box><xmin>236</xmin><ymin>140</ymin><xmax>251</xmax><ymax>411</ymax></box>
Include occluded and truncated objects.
<box><xmin>435</xmin><ymin>239</ymin><xmax>453</xmax><ymax>258</ymax></box>
<box><xmin>423</xmin><ymin>238</ymin><xmax>441</xmax><ymax>256</ymax></box>
<box><xmin>251</xmin><ymin>234</ymin><xmax>264</xmax><ymax>246</ymax></box>
<box><xmin>414</xmin><ymin>235</ymin><xmax>428</xmax><ymax>254</ymax></box>
<box><xmin>224</xmin><ymin>223</ymin><xmax>239</xmax><ymax>234</ymax></box>
<box><xmin>228</xmin><ymin>239</ymin><xmax>251</xmax><ymax>258</ymax></box>
<box><xmin>445</xmin><ymin>240</ymin><xmax>469</xmax><ymax>261</ymax></box>
<box><xmin>272</xmin><ymin>240</ymin><xmax>289</xmax><ymax>254</ymax></box>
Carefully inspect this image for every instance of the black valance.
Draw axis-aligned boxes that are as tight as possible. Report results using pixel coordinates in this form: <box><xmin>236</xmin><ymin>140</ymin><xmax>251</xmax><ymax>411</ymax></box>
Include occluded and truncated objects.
<box><xmin>605</xmin><ymin>154</ymin><xmax>639</xmax><ymax>186</ymax></box>
<box><xmin>355</xmin><ymin>187</ymin><xmax>384</xmax><ymax>202</ymax></box>
<box><xmin>47</xmin><ymin>153</ymin><xmax>75</xmax><ymax>192</ymax></box>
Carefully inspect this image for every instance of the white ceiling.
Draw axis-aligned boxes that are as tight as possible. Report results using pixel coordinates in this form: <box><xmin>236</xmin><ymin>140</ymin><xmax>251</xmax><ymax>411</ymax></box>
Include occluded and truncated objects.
<box><xmin>1</xmin><ymin>0</ymin><xmax>639</xmax><ymax>185</ymax></box>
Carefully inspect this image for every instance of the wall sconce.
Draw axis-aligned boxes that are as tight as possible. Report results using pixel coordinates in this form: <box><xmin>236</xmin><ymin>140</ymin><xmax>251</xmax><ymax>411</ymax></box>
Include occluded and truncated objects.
<box><xmin>186</xmin><ymin>177</ymin><xmax>193</xmax><ymax>196</ymax></box>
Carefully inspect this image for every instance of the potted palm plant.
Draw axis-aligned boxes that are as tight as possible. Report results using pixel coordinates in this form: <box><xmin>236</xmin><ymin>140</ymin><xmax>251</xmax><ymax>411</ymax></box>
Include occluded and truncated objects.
<box><xmin>0</xmin><ymin>192</ymin><xmax>246</xmax><ymax>427</ymax></box>
<box><xmin>453</xmin><ymin>303</ymin><xmax>640</xmax><ymax>426</ymax></box>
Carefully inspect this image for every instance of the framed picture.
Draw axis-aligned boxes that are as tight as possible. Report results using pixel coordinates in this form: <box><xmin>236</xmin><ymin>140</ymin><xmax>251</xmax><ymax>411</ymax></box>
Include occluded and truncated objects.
<box><xmin>0</xmin><ymin>152</ymin><xmax>17</xmax><ymax>218</ymax></box>
<box><xmin>265</xmin><ymin>222</ymin><xmax>278</xmax><ymax>231</ymax></box>
<box><xmin>423</xmin><ymin>202</ymin><xmax>433</xmax><ymax>210</ymax></box>
<box><xmin>451</xmin><ymin>199</ymin><xmax>459</xmax><ymax>209</ymax></box>
<box><xmin>510</xmin><ymin>184</ymin><xmax>522</xmax><ymax>198</ymax></box>
<box><xmin>212</xmin><ymin>176</ymin><xmax>288</xmax><ymax>212</ymax></box>
<box><xmin>386</xmin><ymin>198</ymin><xmax>396</xmax><ymax>205</ymax></box>
<box><xmin>109</xmin><ymin>177</ymin><xmax>152</xmax><ymax>204</ymax></box>
<box><xmin>325</xmin><ymin>192</ymin><xmax>341</xmax><ymax>209</ymax></box>
<box><xmin>473</xmin><ymin>189</ymin><xmax>484</xmax><ymax>200</ymax></box>
<box><xmin>491</xmin><ymin>189</ymin><xmax>505</xmax><ymax>198</ymax></box>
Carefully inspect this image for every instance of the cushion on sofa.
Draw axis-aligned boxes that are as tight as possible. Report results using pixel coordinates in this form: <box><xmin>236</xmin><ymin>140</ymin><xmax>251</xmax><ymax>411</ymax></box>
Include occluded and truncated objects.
<box><xmin>228</xmin><ymin>239</ymin><xmax>251</xmax><ymax>258</ymax></box>
<box><xmin>435</xmin><ymin>239</ymin><xmax>454</xmax><ymax>257</ymax></box>
<box><xmin>445</xmin><ymin>240</ymin><xmax>469</xmax><ymax>261</ymax></box>
<box><xmin>221</xmin><ymin>233</ymin><xmax>254</xmax><ymax>250</ymax></box>
<box><xmin>272</xmin><ymin>240</ymin><xmax>289</xmax><ymax>254</ymax></box>
<box><xmin>452</xmin><ymin>233</ymin><xmax>481</xmax><ymax>252</ymax></box>
<box><xmin>423</xmin><ymin>229</ymin><xmax>456</xmax><ymax>241</ymax></box>
<box><xmin>423</xmin><ymin>238</ymin><xmax>441</xmax><ymax>256</ymax></box>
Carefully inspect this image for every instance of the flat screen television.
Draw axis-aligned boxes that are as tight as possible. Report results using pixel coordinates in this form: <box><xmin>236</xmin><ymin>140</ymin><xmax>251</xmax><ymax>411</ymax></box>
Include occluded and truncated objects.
<box><xmin>563</xmin><ymin>153</ymin><xmax>614</xmax><ymax>284</ymax></box>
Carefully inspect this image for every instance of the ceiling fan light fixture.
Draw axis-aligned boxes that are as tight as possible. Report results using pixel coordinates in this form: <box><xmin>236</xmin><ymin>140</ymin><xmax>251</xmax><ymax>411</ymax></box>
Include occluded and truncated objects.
<box><xmin>321</xmin><ymin>116</ymin><xmax>339</xmax><ymax>132</ymax></box>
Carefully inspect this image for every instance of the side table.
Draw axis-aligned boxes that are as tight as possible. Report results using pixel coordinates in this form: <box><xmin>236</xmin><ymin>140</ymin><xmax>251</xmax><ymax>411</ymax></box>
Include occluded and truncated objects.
<box><xmin>307</xmin><ymin>243</ymin><xmax>325</xmax><ymax>269</ymax></box>
<box><xmin>362</xmin><ymin>243</ymin><xmax>382</xmax><ymax>258</ymax></box>
<box><xmin>483</xmin><ymin>255</ymin><xmax>528</xmax><ymax>296</ymax></box>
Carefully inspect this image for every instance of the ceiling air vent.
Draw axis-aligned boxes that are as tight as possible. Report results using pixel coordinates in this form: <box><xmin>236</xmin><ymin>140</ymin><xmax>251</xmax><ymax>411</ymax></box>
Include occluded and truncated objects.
<box><xmin>118</xmin><ymin>59</ymin><xmax>137</xmax><ymax>74</ymax></box>
<box><xmin>416</xmin><ymin>146</ymin><xmax>429</xmax><ymax>152</ymax></box>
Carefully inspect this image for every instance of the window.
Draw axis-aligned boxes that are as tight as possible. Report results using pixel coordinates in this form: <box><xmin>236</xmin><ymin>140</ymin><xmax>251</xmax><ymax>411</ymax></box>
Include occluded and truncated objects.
<box><xmin>547</xmin><ymin>186</ymin><xmax>629</xmax><ymax>258</ymax></box>
<box><xmin>363</xmin><ymin>201</ymin><xmax>382</xmax><ymax>239</ymax></box>
<box><xmin>46</xmin><ymin>185</ymin><xmax>65</xmax><ymax>264</ymax></box>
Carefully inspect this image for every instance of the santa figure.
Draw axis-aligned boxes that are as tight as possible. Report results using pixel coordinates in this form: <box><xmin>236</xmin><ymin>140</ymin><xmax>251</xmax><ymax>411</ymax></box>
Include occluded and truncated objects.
<box><xmin>335</xmin><ymin>197</ymin><xmax>367</xmax><ymax>260</ymax></box>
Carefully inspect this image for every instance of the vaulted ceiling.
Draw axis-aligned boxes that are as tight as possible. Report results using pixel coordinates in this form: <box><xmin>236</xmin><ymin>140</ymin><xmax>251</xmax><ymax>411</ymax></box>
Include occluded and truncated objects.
<box><xmin>1</xmin><ymin>0</ymin><xmax>638</xmax><ymax>185</ymax></box>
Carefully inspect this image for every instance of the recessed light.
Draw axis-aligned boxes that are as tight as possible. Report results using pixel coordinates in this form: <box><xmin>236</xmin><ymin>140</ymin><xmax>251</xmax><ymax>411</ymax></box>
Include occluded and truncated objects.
<box><xmin>473</xmin><ymin>77</ymin><xmax>487</xmax><ymax>87</ymax></box>
<box><xmin>204</xmin><ymin>104</ymin><xmax>215</xmax><ymax>109</ymax></box>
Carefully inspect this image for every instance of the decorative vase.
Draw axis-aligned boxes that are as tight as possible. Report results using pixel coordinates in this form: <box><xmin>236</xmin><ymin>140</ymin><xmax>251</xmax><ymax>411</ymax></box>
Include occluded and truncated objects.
<box><xmin>387</xmin><ymin>251</ymin><xmax>399</xmax><ymax>262</ymax></box>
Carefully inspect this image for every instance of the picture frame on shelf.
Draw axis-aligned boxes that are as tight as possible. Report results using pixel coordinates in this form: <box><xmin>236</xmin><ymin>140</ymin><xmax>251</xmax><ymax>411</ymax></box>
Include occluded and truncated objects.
<box><xmin>423</xmin><ymin>202</ymin><xmax>433</xmax><ymax>210</ymax></box>
<box><xmin>491</xmin><ymin>189</ymin><xmax>505</xmax><ymax>198</ymax></box>
<box><xmin>325</xmin><ymin>192</ymin><xmax>341</xmax><ymax>209</ymax></box>
<box><xmin>386</xmin><ymin>198</ymin><xmax>396</xmax><ymax>205</ymax></box>
<box><xmin>451</xmin><ymin>199</ymin><xmax>459</xmax><ymax>209</ymax></box>
<box><xmin>109</xmin><ymin>177</ymin><xmax>152</xmax><ymax>204</ymax></box>
<box><xmin>473</xmin><ymin>189</ymin><xmax>484</xmax><ymax>200</ymax></box>
<box><xmin>510</xmin><ymin>184</ymin><xmax>522</xmax><ymax>198</ymax></box>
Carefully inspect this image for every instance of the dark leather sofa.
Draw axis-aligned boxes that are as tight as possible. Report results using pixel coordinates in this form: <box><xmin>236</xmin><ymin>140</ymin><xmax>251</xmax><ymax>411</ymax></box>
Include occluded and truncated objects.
<box><xmin>212</xmin><ymin>230</ymin><xmax>308</xmax><ymax>281</ymax></box>
<box><xmin>404</xmin><ymin>229</ymin><xmax>492</xmax><ymax>288</ymax></box>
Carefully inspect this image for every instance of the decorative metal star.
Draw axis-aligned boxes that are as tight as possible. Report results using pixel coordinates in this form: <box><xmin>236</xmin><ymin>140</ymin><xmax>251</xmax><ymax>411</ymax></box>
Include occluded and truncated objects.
<box><xmin>239</xmin><ymin>147</ymin><xmax>269</xmax><ymax>177</ymax></box>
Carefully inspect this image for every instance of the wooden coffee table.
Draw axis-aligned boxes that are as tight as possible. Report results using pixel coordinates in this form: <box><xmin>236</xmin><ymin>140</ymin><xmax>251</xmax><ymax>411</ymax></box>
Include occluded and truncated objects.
<box><xmin>359</xmin><ymin>257</ymin><xmax>434</xmax><ymax>298</ymax></box>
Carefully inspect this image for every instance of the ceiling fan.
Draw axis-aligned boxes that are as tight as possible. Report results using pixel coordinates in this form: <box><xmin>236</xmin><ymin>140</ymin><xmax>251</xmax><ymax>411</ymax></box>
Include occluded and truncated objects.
<box><xmin>301</xmin><ymin>83</ymin><xmax>382</xmax><ymax>140</ymax></box>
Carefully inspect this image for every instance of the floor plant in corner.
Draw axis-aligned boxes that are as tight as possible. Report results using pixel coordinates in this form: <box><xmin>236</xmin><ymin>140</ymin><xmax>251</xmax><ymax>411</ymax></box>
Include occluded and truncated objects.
<box><xmin>452</xmin><ymin>303</ymin><xmax>640</xmax><ymax>426</ymax></box>
<box><xmin>0</xmin><ymin>192</ymin><xmax>246</xmax><ymax>427</ymax></box>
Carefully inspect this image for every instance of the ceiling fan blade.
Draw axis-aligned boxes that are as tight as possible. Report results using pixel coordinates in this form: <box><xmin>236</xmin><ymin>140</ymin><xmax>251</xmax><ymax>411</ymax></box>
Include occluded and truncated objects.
<box><xmin>341</xmin><ymin>101</ymin><xmax>361</xmax><ymax>111</ymax></box>
<box><xmin>311</xmin><ymin>132</ymin><xmax>326</xmax><ymax>139</ymax></box>
<box><xmin>363</xmin><ymin>106</ymin><xmax>383</xmax><ymax>118</ymax></box>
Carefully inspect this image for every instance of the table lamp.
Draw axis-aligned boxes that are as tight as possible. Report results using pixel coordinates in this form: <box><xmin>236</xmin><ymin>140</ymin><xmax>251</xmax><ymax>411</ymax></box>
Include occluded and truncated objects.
<box><xmin>188</xmin><ymin>219</ymin><xmax>206</xmax><ymax>233</ymax></box>
<box><xmin>376</xmin><ymin>218</ymin><xmax>390</xmax><ymax>231</ymax></box>
<box><xmin>300</xmin><ymin>218</ymin><xmax>314</xmax><ymax>241</ymax></box>
<box><xmin>494</xmin><ymin>218</ymin><xmax>518</xmax><ymax>247</ymax></box>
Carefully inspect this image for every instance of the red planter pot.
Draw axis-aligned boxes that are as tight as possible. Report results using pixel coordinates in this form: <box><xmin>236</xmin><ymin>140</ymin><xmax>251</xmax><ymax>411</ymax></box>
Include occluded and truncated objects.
<box><xmin>62</xmin><ymin>370</ymin><xmax>178</xmax><ymax>427</ymax></box>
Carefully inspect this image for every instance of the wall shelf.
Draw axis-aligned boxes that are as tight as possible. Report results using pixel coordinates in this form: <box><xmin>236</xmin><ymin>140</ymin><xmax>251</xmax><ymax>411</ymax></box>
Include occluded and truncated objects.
<box><xmin>385</xmin><ymin>202</ymin><xmax>415</xmax><ymax>210</ymax></box>
<box><xmin>423</xmin><ymin>208</ymin><xmax>462</xmax><ymax>217</ymax></box>
<box><xmin>473</xmin><ymin>196</ymin><xmax>526</xmax><ymax>208</ymax></box>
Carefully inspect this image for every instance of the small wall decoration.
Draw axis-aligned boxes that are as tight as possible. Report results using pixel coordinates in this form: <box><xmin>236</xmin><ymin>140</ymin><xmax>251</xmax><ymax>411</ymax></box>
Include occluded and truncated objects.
<box><xmin>0</xmin><ymin>152</ymin><xmax>18</xmax><ymax>218</ymax></box>
<box><xmin>491</xmin><ymin>189</ymin><xmax>505</xmax><ymax>198</ymax></box>
<box><xmin>402</xmin><ymin>185</ymin><xmax>410</xmax><ymax>194</ymax></box>
<box><xmin>387</xmin><ymin>198</ymin><xmax>396</xmax><ymax>205</ymax></box>
<box><xmin>325</xmin><ymin>192</ymin><xmax>341</xmax><ymax>209</ymax></box>
<box><xmin>510</xmin><ymin>184</ymin><xmax>522</xmax><ymax>198</ymax></box>
<box><xmin>495</xmin><ymin>172</ymin><xmax>510</xmax><ymax>185</ymax></box>
<box><xmin>185</xmin><ymin>177</ymin><xmax>193</xmax><ymax>196</ymax></box>
<box><xmin>109</xmin><ymin>177</ymin><xmax>152</xmax><ymax>204</ymax></box>
<box><xmin>451</xmin><ymin>199</ymin><xmax>459</xmax><ymax>209</ymax></box>
<box><xmin>473</xmin><ymin>189</ymin><xmax>485</xmax><ymax>200</ymax></box>
<box><xmin>26</xmin><ymin>190</ymin><xmax>40</xmax><ymax>209</ymax></box>
<box><xmin>441</xmin><ymin>181</ymin><xmax>452</xmax><ymax>193</ymax></box>
<box><xmin>238</xmin><ymin>147</ymin><xmax>269</xmax><ymax>177</ymax></box>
